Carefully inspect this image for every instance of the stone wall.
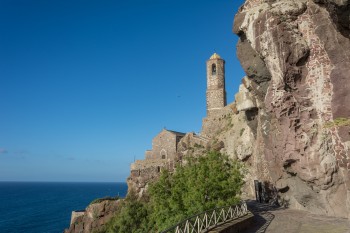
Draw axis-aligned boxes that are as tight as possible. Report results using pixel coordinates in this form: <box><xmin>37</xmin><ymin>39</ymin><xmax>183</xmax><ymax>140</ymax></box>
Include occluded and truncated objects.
<box><xmin>127</xmin><ymin>129</ymin><xmax>184</xmax><ymax>197</ymax></box>
<box><xmin>128</xmin><ymin>158</ymin><xmax>175</xmax><ymax>197</ymax></box>
<box><xmin>176</xmin><ymin>132</ymin><xmax>210</xmax><ymax>159</ymax></box>
<box><xmin>145</xmin><ymin>150</ymin><xmax>152</xmax><ymax>159</ymax></box>
<box><xmin>147</xmin><ymin>129</ymin><xmax>185</xmax><ymax>160</ymax></box>
<box><xmin>202</xmin><ymin>106</ymin><xmax>234</xmax><ymax>138</ymax></box>
<box><xmin>206</xmin><ymin>89</ymin><xmax>227</xmax><ymax>115</ymax></box>
<box><xmin>130</xmin><ymin>159</ymin><xmax>171</xmax><ymax>171</ymax></box>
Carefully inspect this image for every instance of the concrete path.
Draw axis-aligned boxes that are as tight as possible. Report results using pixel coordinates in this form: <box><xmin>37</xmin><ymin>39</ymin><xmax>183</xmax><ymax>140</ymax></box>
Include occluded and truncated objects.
<box><xmin>242</xmin><ymin>200</ymin><xmax>350</xmax><ymax>233</ymax></box>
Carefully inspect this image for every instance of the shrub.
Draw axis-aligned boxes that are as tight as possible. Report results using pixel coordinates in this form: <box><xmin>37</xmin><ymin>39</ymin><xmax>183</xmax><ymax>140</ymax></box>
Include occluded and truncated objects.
<box><xmin>148</xmin><ymin>151</ymin><xmax>244</xmax><ymax>231</ymax></box>
<box><xmin>240</xmin><ymin>128</ymin><xmax>245</xmax><ymax>136</ymax></box>
<box><xmin>90</xmin><ymin>196</ymin><xmax>120</xmax><ymax>205</ymax></box>
<box><xmin>101</xmin><ymin>192</ymin><xmax>150</xmax><ymax>233</ymax></box>
<box><xmin>324</xmin><ymin>117</ymin><xmax>350</xmax><ymax>128</ymax></box>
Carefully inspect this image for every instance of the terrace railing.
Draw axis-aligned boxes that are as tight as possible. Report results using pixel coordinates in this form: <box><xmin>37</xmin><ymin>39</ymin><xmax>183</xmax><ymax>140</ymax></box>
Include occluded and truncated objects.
<box><xmin>161</xmin><ymin>201</ymin><xmax>248</xmax><ymax>233</ymax></box>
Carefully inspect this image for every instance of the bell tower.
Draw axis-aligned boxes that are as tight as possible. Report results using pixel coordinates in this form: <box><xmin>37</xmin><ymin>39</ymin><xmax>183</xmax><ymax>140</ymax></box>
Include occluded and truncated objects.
<box><xmin>206</xmin><ymin>53</ymin><xmax>226</xmax><ymax>116</ymax></box>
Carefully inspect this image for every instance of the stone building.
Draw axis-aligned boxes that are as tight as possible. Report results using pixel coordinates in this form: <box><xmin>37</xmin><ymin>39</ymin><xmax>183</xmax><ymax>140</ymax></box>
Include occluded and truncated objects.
<box><xmin>128</xmin><ymin>129</ymin><xmax>186</xmax><ymax>196</ymax></box>
<box><xmin>202</xmin><ymin>53</ymin><xmax>233</xmax><ymax>138</ymax></box>
<box><xmin>206</xmin><ymin>53</ymin><xmax>227</xmax><ymax>116</ymax></box>
<box><xmin>145</xmin><ymin>129</ymin><xmax>186</xmax><ymax>160</ymax></box>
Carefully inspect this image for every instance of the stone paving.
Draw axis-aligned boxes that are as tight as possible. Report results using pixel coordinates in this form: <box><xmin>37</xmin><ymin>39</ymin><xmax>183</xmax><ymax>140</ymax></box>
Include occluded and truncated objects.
<box><xmin>242</xmin><ymin>200</ymin><xmax>350</xmax><ymax>233</ymax></box>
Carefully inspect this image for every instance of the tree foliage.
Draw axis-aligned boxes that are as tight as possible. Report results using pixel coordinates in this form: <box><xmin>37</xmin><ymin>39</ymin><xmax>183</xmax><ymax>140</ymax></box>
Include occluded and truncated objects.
<box><xmin>148</xmin><ymin>151</ymin><xmax>244</xmax><ymax>231</ymax></box>
<box><xmin>101</xmin><ymin>151</ymin><xmax>244</xmax><ymax>233</ymax></box>
<box><xmin>101</xmin><ymin>191</ymin><xmax>150</xmax><ymax>233</ymax></box>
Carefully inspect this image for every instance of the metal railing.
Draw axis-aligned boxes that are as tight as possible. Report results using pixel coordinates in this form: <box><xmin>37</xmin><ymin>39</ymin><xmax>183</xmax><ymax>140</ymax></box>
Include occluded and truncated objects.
<box><xmin>161</xmin><ymin>201</ymin><xmax>248</xmax><ymax>233</ymax></box>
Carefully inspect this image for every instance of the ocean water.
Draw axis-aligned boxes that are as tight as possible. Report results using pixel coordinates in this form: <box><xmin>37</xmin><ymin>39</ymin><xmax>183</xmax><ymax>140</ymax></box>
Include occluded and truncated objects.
<box><xmin>0</xmin><ymin>182</ymin><xmax>128</xmax><ymax>233</ymax></box>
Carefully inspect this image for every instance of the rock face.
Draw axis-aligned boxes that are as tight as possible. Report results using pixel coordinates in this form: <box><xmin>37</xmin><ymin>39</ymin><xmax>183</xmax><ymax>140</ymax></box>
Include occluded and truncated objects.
<box><xmin>232</xmin><ymin>0</ymin><xmax>350</xmax><ymax>218</ymax></box>
<box><xmin>64</xmin><ymin>200</ymin><xmax>120</xmax><ymax>233</ymax></box>
<box><xmin>126</xmin><ymin>0</ymin><xmax>350</xmax><ymax>217</ymax></box>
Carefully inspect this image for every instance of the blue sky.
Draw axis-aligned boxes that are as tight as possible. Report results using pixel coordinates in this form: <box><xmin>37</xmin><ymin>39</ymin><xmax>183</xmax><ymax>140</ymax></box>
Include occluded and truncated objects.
<box><xmin>0</xmin><ymin>0</ymin><xmax>246</xmax><ymax>182</ymax></box>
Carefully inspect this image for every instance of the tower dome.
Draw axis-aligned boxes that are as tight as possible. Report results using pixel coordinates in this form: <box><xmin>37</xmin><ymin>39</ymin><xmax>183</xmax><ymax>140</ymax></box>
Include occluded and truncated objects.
<box><xmin>209</xmin><ymin>53</ymin><xmax>221</xmax><ymax>60</ymax></box>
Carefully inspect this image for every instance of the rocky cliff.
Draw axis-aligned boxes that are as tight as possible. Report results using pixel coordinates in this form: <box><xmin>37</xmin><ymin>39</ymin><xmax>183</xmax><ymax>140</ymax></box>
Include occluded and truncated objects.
<box><xmin>64</xmin><ymin>200</ymin><xmax>120</xmax><ymax>233</ymax></box>
<box><xmin>228</xmin><ymin>0</ymin><xmax>350</xmax><ymax>218</ymax></box>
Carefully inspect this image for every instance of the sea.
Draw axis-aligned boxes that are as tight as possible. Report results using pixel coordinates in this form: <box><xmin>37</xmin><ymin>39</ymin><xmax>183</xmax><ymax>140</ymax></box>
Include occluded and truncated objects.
<box><xmin>0</xmin><ymin>182</ymin><xmax>128</xmax><ymax>233</ymax></box>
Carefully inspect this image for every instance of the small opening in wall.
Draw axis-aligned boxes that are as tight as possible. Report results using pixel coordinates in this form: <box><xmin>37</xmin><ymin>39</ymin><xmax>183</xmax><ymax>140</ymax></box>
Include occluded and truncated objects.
<box><xmin>212</xmin><ymin>64</ymin><xmax>216</xmax><ymax>75</ymax></box>
<box><xmin>157</xmin><ymin>166</ymin><xmax>161</xmax><ymax>173</ymax></box>
<box><xmin>161</xmin><ymin>154</ymin><xmax>166</xmax><ymax>159</ymax></box>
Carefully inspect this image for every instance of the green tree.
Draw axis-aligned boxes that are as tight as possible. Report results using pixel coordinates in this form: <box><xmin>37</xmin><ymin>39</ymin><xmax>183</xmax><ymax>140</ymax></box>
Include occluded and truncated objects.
<box><xmin>148</xmin><ymin>151</ymin><xmax>244</xmax><ymax>231</ymax></box>
<box><xmin>101</xmin><ymin>151</ymin><xmax>244</xmax><ymax>233</ymax></box>
<box><xmin>102</xmin><ymin>191</ymin><xmax>150</xmax><ymax>233</ymax></box>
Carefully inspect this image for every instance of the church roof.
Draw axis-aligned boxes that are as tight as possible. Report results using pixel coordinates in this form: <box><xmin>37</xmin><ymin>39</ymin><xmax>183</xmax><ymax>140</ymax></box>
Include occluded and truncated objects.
<box><xmin>209</xmin><ymin>53</ymin><xmax>221</xmax><ymax>60</ymax></box>
<box><xmin>164</xmin><ymin>129</ymin><xmax>186</xmax><ymax>136</ymax></box>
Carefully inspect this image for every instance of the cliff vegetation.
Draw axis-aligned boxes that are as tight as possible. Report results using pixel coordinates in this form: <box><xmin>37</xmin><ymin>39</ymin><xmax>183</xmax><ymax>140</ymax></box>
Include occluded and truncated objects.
<box><xmin>98</xmin><ymin>151</ymin><xmax>244</xmax><ymax>233</ymax></box>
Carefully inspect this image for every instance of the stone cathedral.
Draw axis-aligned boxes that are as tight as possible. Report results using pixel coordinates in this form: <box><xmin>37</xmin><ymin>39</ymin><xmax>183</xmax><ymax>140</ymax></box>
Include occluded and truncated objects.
<box><xmin>128</xmin><ymin>53</ymin><xmax>234</xmax><ymax>196</ymax></box>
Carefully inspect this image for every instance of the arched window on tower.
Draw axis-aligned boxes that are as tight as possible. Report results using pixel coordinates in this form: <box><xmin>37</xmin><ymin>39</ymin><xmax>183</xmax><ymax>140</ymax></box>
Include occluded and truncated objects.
<box><xmin>212</xmin><ymin>64</ymin><xmax>217</xmax><ymax>75</ymax></box>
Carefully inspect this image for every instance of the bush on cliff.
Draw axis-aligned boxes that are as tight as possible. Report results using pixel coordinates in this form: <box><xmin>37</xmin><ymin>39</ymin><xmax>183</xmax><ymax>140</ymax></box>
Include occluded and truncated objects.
<box><xmin>100</xmin><ymin>151</ymin><xmax>244</xmax><ymax>233</ymax></box>
<box><xmin>90</xmin><ymin>196</ymin><xmax>120</xmax><ymax>205</ymax></box>
<box><xmin>101</xmin><ymin>191</ymin><xmax>150</xmax><ymax>233</ymax></box>
<box><xmin>148</xmin><ymin>151</ymin><xmax>244</xmax><ymax>231</ymax></box>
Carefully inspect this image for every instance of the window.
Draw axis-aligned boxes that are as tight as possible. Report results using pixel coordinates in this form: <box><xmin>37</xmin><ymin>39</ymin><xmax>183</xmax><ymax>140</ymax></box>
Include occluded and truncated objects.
<box><xmin>212</xmin><ymin>64</ymin><xmax>217</xmax><ymax>75</ymax></box>
<box><xmin>157</xmin><ymin>166</ymin><xmax>161</xmax><ymax>173</ymax></box>
<box><xmin>160</xmin><ymin>149</ymin><xmax>167</xmax><ymax>159</ymax></box>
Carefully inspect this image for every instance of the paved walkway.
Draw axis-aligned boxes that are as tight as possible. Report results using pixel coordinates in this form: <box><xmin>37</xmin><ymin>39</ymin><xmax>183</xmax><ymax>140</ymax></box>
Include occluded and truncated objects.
<box><xmin>242</xmin><ymin>200</ymin><xmax>350</xmax><ymax>233</ymax></box>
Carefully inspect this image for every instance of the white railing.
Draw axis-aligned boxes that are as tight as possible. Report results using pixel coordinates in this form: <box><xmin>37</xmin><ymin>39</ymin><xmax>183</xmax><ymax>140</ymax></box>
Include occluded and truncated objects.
<box><xmin>161</xmin><ymin>201</ymin><xmax>248</xmax><ymax>233</ymax></box>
